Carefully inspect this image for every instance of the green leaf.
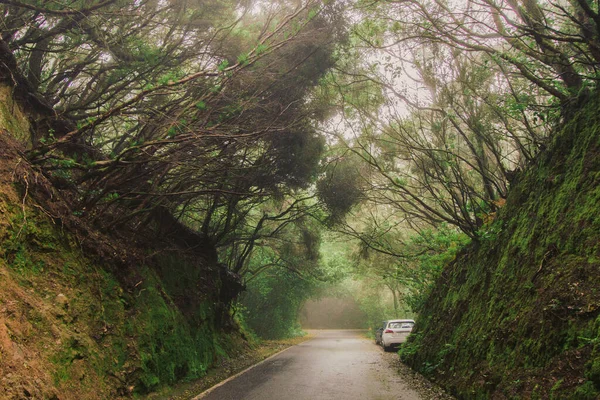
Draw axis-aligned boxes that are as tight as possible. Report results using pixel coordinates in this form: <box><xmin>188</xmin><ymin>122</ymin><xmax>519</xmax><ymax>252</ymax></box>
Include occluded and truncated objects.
<box><xmin>218</xmin><ymin>59</ymin><xmax>229</xmax><ymax>71</ymax></box>
<box><xmin>237</xmin><ymin>53</ymin><xmax>249</xmax><ymax>65</ymax></box>
<box><xmin>255</xmin><ymin>44</ymin><xmax>268</xmax><ymax>55</ymax></box>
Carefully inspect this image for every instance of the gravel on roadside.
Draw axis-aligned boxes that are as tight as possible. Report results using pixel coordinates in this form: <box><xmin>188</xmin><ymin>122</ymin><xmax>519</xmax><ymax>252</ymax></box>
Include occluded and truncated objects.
<box><xmin>380</xmin><ymin>350</ymin><xmax>456</xmax><ymax>400</ymax></box>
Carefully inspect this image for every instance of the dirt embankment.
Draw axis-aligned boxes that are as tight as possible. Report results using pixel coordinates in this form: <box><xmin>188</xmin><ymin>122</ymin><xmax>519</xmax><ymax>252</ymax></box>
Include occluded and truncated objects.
<box><xmin>0</xmin><ymin>123</ymin><xmax>243</xmax><ymax>398</ymax></box>
<box><xmin>0</xmin><ymin>134</ymin><xmax>141</xmax><ymax>399</ymax></box>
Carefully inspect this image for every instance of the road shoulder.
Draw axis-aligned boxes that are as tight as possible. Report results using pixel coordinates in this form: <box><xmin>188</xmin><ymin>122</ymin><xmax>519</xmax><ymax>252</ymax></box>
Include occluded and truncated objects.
<box><xmin>145</xmin><ymin>335</ymin><xmax>314</xmax><ymax>400</ymax></box>
<box><xmin>379</xmin><ymin>348</ymin><xmax>455</xmax><ymax>400</ymax></box>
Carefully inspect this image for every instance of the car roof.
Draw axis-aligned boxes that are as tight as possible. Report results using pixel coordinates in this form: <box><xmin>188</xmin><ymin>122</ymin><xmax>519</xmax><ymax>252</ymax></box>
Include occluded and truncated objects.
<box><xmin>387</xmin><ymin>319</ymin><xmax>415</xmax><ymax>323</ymax></box>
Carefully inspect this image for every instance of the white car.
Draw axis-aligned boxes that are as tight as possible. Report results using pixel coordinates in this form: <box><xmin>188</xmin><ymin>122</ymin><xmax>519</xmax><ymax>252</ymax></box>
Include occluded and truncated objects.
<box><xmin>381</xmin><ymin>319</ymin><xmax>415</xmax><ymax>351</ymax></box>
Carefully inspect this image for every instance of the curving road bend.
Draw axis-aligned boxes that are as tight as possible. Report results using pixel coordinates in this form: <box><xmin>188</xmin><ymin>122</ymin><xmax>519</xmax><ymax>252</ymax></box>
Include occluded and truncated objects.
<box><xmin>193</xmin><ymin>330</ymin><xmax>423</xmax><ymax>400</ymax></box>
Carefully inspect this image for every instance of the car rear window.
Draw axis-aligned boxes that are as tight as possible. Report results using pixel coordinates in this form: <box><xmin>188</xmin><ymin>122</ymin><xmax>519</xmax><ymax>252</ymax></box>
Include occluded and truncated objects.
<box><xmin>388</xmin><ymin>322</ymin><xmax>414</xmax><ymax>329</ymax></box>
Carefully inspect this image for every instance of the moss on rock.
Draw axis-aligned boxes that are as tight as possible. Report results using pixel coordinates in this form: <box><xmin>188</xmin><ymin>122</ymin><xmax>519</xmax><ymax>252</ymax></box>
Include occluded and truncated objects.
<box><xmin>402</xmin><ymin>92</ymin><xmax>600</xmax><ymax>399</ymax></box>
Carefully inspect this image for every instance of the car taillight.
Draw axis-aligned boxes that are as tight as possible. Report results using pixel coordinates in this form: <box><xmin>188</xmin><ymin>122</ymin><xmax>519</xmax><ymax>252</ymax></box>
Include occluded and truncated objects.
<box><xmin>384</xmin><ymin>329</ymin><xmax>393</xmax><ymax>333</ymax></box>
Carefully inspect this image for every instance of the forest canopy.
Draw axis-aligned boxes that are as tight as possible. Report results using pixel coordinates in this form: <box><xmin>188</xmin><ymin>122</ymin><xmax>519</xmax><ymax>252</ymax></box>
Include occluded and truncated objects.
<box><xmin>1</xmin><ymin>0</ymin><xmax>599</xmax><ymax>335</ymax></box>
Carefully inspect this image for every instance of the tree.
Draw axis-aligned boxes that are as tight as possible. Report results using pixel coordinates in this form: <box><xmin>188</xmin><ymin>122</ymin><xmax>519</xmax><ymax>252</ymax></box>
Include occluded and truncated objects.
<box><xmin>317</xmin><ymin>149</ymin><xmax>368</xmax><ymax>224</ymax></box>
<box><xmin>359</xmin><ymin>0</ymin><xmax>600</xmax><ymax>102</ymax></box>
<box><xmin>239</xmin><ymin>212</ymin><xmax>328</xmax><ymax>338</ymax></box>
<box><xmin>317</xmin><ymin>0</ymin><xmax>600</xmax><ymax>241</ymax></box>
<box><xmin>1</xmin><ymin>0</ymin><xmax>347</xmax><ymax>271</ymax></box>
<box><xmin>303</xmin><ymin>0</ymin><xmax>600</xmax><ymax>315</ymax></box>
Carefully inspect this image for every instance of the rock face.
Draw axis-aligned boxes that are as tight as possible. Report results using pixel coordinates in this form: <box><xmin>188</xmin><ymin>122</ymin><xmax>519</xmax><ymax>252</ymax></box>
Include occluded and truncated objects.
<box><xmin>403</xmin><ymin>93</ymin><xmax>600</xmax><ymax>399</ymax></box>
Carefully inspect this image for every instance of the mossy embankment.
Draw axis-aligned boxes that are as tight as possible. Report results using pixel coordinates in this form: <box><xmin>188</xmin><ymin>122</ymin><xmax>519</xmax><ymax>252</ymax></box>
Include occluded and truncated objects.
<box><xmin>402</xmin><ymin>93</ymin><xmax>600</xmax><ymax>399</ymax></box>
<box><xmin>0</xmin><ymin>123</ymin><xmax>251</xmax><ymax>397</ymax></box>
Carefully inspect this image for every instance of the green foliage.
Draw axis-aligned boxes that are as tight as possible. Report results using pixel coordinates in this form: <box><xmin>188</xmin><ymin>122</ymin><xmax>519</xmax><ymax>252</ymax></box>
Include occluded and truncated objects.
<box><xmin>218</xmin><ymin>59</ymin><xmax>229</xmax><ymax>71</ymax></box>
<box><xmin>398</xmin><ymin>330</ymin><xmax>421</xmax><ymax>359</ymax></box>
<box><xmin>166</xmin><ymin>119</ymin><xmax>188</xmax><ymax>138</ymax></box>
<box><xmin>236</xmin><ymin>213</ymin><xmax>337</xmax><ymax>339</ymax></box>
<box><xmin>350</xmin><ymin>279</ymin><xmax>397</xmax><ymax>329</ymax></box>
<box><xmin>405</xmin><ymin>226</ymin><xmax>471</xmax><ymax>311</ymax></box>
<box><xmin>571</xmin><ymin>381</ymin><xmax>598</xmax><ymax>400</ymax></box>
<box><xmin>255</xmin><ymin>43</ymin><xmax>268</xmax><ymax>55</ymax></box>
<box><xmin>241</xmin><ymin>266</ymin><xmax>313</xmax><ymax>339</ymax></box>
<box><xmin>347</xmin><ymin>219</ymin><xmax>470</xmax><ymax>322</ymax></box>
<box><xmin>317</xmin><ymin>153</ymin><xmax>366</xmax><ymax>222</ymax></box>
<box><xmin>133</xmin><ymin>274</ymin><xmax>212</xmax><ymax>393</ymax></box>
<box><xmin>129</xmin><ymin>251</ymin><xmax>244</xmax><ymax>393</ymax></box>
<box><xmin>402</xmin><ymin>92</ymin><xmax>600</xmax><ymax>398</ymax></box>
<box><xmin>236</xmin><ymin>52</ymin><xmax>249</xmax><ymax>65</ymax></box>
<box><xmin>157</xmin><ymin>70</ymin><xmax>185</xmax><ymax>85</ymax></box>
<box><xmin>101</xmin><ymin>192</ymin><xmax>119</xmax><ymax>203</ymax></box>
<box><xmin>264</xmin><ymin>125</ymin><xmax>326</xmax><ymax>189</ymax></box>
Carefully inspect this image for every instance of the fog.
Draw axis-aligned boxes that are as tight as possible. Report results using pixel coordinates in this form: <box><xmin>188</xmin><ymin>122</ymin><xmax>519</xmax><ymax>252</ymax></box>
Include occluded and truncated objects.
<box><xmin>298</xmin><ymin>296</ymin><xmax>368</xmax><ymax>329</ymax></box>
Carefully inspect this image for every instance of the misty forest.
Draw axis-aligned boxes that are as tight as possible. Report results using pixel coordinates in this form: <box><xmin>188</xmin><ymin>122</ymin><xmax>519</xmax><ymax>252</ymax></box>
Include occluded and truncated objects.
<box><xmin>0</xmin><ymin>0</ymin><xmax>599</xmax><ymax>399</ymax></box>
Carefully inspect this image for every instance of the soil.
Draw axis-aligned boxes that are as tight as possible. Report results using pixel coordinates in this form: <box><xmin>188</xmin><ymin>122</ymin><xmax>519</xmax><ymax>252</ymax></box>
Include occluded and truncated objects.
<box><xmin>0</xmin><ymin>134</ymin><xmax>125</xmax><ymax>399</ymax></box>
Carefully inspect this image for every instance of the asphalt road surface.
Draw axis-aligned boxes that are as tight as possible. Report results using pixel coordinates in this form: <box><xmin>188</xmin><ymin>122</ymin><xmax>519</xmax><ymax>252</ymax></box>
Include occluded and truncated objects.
<box><xmin>194</xmin><ymin>330</ymin><xmax>423</xmax><ymax>400</ymax></box>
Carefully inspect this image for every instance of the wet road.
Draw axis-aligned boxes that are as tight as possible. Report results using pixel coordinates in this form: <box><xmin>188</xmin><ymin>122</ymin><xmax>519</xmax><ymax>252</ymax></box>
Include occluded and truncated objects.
<box><xmin>194</xmin><ymin>330</ymin><xmax>422</xmax><ymax>400</ymax></box>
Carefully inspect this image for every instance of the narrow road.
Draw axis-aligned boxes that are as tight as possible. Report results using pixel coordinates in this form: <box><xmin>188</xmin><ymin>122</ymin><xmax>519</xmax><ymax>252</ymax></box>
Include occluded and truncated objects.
<box><xmin>194</xmin><ymin>330</ymin><xmax>423</xmax><ymax>400</ymax></box>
